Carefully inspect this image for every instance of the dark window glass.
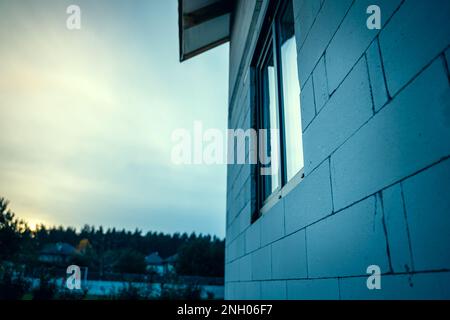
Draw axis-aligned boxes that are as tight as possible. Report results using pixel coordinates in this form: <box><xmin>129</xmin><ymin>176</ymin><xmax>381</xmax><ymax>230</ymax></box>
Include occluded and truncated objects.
<box><xmin>261</xmin><ymin>51</ymin><xmax>281</xmax><ymax>199</ymax></box>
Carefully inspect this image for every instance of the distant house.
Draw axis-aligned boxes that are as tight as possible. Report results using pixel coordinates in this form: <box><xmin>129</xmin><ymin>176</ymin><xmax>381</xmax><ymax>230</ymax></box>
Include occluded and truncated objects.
<box><xmin>145</xmin><ymin>252</ymin><xmax>163</xmax><ymax>275</ymax></box>
<box><xmin>145</xmin><ymin>252</ymin><xmax>178</xmax><ymax>276</ymax></box>
<box><xmin>39</xmin><ymin>242</ymin><xmax>78</xmax><ymax>264</ymax></box>
<box><xmin>164</xmin><ymin>254</ymin><xmax>178</xmax><ymax>274</ymax></box>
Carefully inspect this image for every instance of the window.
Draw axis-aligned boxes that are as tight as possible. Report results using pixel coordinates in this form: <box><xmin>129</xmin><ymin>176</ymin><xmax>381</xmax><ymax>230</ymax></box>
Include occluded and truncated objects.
<box><xmin>253</xmin><ymin>0</ymin><xmax>304</xmax><ymax>221</ymax></box>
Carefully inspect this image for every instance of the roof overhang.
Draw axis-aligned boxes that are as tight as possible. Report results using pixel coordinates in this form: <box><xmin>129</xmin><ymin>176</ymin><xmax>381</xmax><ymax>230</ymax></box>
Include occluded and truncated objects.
<box><xmin>178</xmin><ymin>0</ymin><xmax>234</xmax><ymax>62</ymax></box>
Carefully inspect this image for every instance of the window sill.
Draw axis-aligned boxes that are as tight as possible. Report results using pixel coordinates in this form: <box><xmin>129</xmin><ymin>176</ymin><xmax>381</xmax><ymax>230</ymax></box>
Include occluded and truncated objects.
<box><xmin>259</xmin><ymin>168</ymin><xmax>305</xmax><ymax>216</ymax></box>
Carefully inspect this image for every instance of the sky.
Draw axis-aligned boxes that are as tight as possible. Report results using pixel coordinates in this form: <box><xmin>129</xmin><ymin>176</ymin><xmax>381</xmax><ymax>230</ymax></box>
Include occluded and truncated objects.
<box><xmin>0</xmin><ymin>0</ymin><xmax>229</xmax><ymax>237</ymax></box>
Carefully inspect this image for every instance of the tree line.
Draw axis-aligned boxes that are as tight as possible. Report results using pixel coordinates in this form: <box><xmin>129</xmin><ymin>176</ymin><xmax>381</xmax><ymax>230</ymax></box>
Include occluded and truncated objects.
<box><xmin>0</xmin><ymin>197</ymin><xmax>224</xmax><ymax>277</ymax></box>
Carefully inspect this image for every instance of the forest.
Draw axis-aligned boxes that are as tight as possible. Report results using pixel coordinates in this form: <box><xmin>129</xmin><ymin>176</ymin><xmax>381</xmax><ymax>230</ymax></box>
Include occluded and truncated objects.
<box><xmin>0</xmin><ymin>197</ymin><xmax>225</xmax><ymax>278</ymax></box>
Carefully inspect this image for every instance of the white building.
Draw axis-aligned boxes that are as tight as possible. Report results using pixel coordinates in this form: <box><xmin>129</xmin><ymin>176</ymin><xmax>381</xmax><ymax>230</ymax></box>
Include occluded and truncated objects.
<box><xmin>177</xmin><ymin>0</ymin><xmax>450</xmax><ymax>299</ymax></box>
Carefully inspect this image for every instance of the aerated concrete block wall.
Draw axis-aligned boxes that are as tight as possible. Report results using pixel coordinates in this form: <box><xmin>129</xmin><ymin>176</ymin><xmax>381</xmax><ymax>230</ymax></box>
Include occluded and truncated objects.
<box><xmin>225</xmin><ymin>0</ymin><xmax>450</xmax><ymax>299</ymax></box>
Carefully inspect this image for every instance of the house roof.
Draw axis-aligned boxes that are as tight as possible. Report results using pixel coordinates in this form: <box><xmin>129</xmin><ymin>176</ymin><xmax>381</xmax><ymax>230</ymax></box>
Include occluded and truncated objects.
<box><xmin>145</xmin><ymin>252</ymin><xmax>163</xmax><ymax>265</ymax></box>
<box><xmin>40</xmin><ymin>242</ymin><xmax>77</xmax><ymax>256</ymax></box>
<box><xmin>178</xmin><ymin>0</ymin><xmax>234</xmax><ymax>62</ymax></box>
<box><xmin>164</xmin><ymin>253</ymin><xmax>179</xmax><ymax>264</ymax></box>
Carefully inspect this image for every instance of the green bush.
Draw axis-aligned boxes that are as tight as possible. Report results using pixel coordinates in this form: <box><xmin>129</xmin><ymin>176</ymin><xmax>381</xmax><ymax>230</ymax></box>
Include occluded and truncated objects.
<box><xmin>32</xmin><ymin>271</ymin><xmax>57</xmax><ymax>300</ymax></box>
<box><xmin>110</xmin><ymin>282</ymin><xmax>155</xmax><ymax>300</ymax></box>
<box><xmin>159</xmin><ymin>283</ymin><xmax>202</xmax><ymax>300</ymax></box>
<box><xmin>56</xmin><ymin>288</ymin><xmax>88</xmax><ymax>300</ymax></box>
<box><xmin>0</xmin><ymin>263</ymin><xmax>30</xmax><ymax>300</ymax></box>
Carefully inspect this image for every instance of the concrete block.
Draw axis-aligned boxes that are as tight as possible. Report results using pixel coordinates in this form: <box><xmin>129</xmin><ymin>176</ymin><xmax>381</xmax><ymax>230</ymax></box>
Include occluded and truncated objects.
<box><xmin>297</xmin><ymin>0</ymin><xmax>353</xmax><ymax>86</ymax></box>
<box><xmin>228</xmin><ymin>233</ymin><xmax>245</xmax><ymax>262</ymax></box>
<box><xmin>227</xmin><ymin>259</ymin><xmax>240</xmax><ymax>282</ymax></box>
<box><xmin>307</xmin><ymin>196</ymin><xmax>390</xmax><ymax>278</ymax></box>
<box><xmin>340</xmin><ymin>272</ymin><xmax>450</xmax><ymax>300</ymax></box>
<box><xmin>303</xmin><ymin>58</ymin><xmax>373</xmax><ymax>173</ymax></box>
<box><xmin>239</xmin><ymin>202</ymin><xmax>251</xmax><ymax>234</ymax></box>
<box><xmin>272</xmin><ymin>230</ymin><xmax>307</xmax><ymax>279</ymax></box>
<box><xmin>287</xmin><ymin>278</ymin><xmax>340</xmax><ymax>300</ymax></box>
<box><xmin>331</xmin><ymin>57</ymin><xmax>450</xmax><ymax>210</ymax></box>
<box><xmin>241</xmin><ymin>281</ymin><xmax>261</xmax><ymax>300</ymax></box>
<box><xmin>261</xmin><ymin>200</ymin><xmax>285</xmax><ymax>246</ymax></box>
<box><xmin>313</xmin><ymin>55</ymin><xmax>329</xmax><ymax>112</ymax></box>
<box><xmin>261</xmin><ymin>281</ymin><xmax>287</xmax><ymax>300</ymax></box>
<box><xmin>379</xmin><ymin>0</ymin><xmax>450</xmax><ymax>95</ymax></box>
<box><xmin>382</xmin><ymin>183</ymin><xmax>413</xmax><ymax>273</ymax></box>
<box><xmin>300</xmin><ymin>76</ymin><xmax>316</xmax><ymax>130</ymax></box>
<box><xmin>403</xmin><ymin>159</ymin><xmax>450</xmax><ymax>271</ymax></box>
<box><xmin>284</xmin><ymin>160</ymin><xmax>333</xmax><ymax>234</ymax></box>
<box><xmin>326</xmin><ymin>0</ymin><xmax>402</xmax><ymax>93</ymax></box>
<box><xmin>239</xmin><ymin>254</ymin><xmax>252</xmax><ymax>282</ymax></box>
<box><xmin>366</xmin><ymin>39</ymin><xmax>389</xmax><ymax>111</ymax></box>
<box><xmin>245</xmin><ymin>218</ymin><xmax>261</xmax><ymax>254</ymax></box>
<box><xmin>293</xmin><ymin>0</ymin><xmax>323</xmax><ymax>49</ymax></box>
<box><xmin>252</xmin><ymin>245</ymin><xmax>272</xmax><ymax>280</ymax></box>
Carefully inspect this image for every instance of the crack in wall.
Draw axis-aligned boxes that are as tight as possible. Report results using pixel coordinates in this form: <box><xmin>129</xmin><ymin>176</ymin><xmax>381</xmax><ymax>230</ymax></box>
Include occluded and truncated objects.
<box><xmin>377</xmin><ymin>192</ymin><xmax>393</xmax><ymax>273</ymax></box>
<box><xmin>400</xmin><ymin>182</ymin><xmax>415</xmax><ymax>273</ymax></box>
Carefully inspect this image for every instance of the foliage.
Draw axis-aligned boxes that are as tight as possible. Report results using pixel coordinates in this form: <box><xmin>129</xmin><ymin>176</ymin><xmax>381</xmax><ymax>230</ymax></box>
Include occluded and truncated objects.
<box><xmin>0</xmin><ymin>196</ymin><xmax>225</xmax><ymax>279</ymax></box>
<box><xmin>175</xmin><ymin>235</ymin><xmax>225</xmax><ymax>277</ymax></box>
<box><xmin>29</xmin><ymin>224</ymin><xmax>224</xmax><ymax>276</ymax></box>
<box><xmin>56</xmin><ymin>288</ymin><xmax>88</xmax><ymax>300</ymax></box>
<box><xmin>115</xmin><ymin>250</ymin><xmax>146</xmax><ymax>274</ymax></box>
<box><xmin>159</xmin><ymin>283</ymin><xmax>202</xmax><ymax>300</ymax></box>
<box><xmin>0</xmin><ymin>198</ymin><xmax>30</xmax><ymax>261</ymax></box>
<box><xmin>111</xmin><ymin>282</ymin><xmax>155</xmax><ymax>300</ymax></box>
<box><xmin>0</xmin><ymin>263</ymin><xmax>30</xmax><ymax>300</ymax></box>
<box><xmin>32</xmin><ymin>268</ymin><xmax>58</xmax><ymax>300</ymax></box>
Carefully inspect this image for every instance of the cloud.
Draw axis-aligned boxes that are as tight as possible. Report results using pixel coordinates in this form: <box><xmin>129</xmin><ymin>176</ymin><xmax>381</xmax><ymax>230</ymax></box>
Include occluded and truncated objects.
<box><xmin>0</xmin><ymin>0</ymin><xmax>228</xmax><ymax>237</ymax></box>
